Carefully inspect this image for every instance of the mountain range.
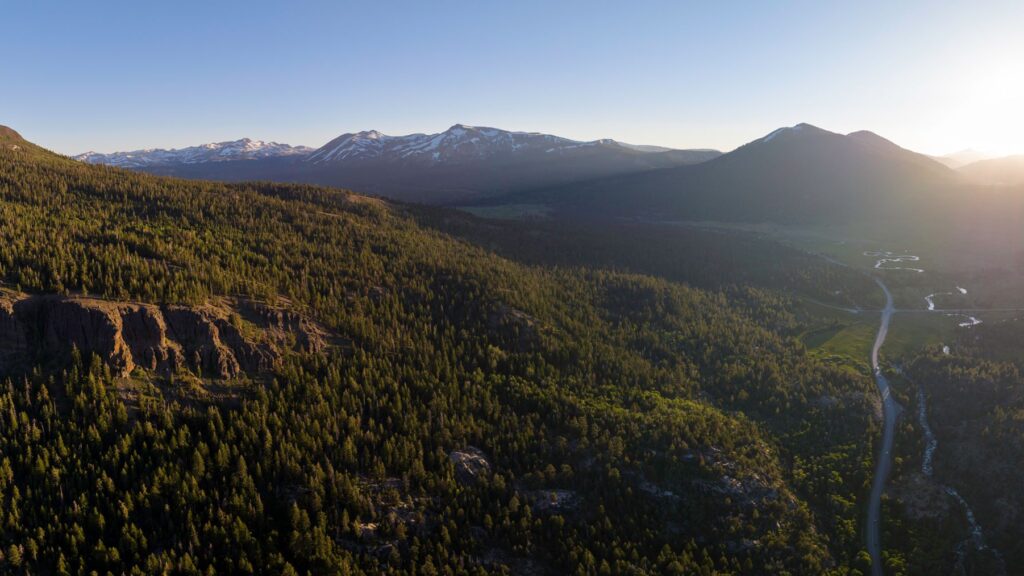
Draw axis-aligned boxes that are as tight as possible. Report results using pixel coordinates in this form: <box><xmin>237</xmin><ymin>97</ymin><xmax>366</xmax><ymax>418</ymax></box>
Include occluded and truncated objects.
<box><xmin>0</xmin><ymin>121</ymin><xmax>888</xmax><ymax>574</ymax></box>
<box><xmin>476</xmin><ymin>123</ymin><xmax>964</xmax><ymax>224</ymax></box>
<box><xmin>67</xmin><ymin>122</ymin><xmax>1024</xmax><ymax>228</ymax></box>
<box><xmin>8</xmin><ymin>119</ymin><xmax>1024</xmax><ymax>573</ymax></box>
<box><xmin>75</xmin><ymin>139</ymin><xmax>313</xmax><ymax>168</ymax></box>
<box><xmin>76</xmin><ymin>125</ymin><xmax>720</xmax><ymax>204</ymax></box>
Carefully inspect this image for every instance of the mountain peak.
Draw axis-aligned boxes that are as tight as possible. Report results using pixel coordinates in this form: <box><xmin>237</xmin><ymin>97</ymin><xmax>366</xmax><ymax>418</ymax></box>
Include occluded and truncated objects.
<box><xmin>0</xmin><ymin>125</ymin><xmax>25</xmax><ymax>143</ymax></box>
<box><xmin>0</xmin><ymin>125</ymin><xmax>32</xmax><ymax>154</ymax></box>
<box><xmin>310</xmin><ymin>125</ymin><xmax>576</xmax><ymax>165</ymax></box>
<box><xmin>737</xmin><ymin>124</ymin><xmax>948</xmax><ymax>177</ymax></box>
<box><xmin>846</xmin><ymin>130</ymin><xmax>899</xmax><ymax>147</ymax></box>
<box><xmin>443</xmin><ymin>124</ymin><xmax>509</xmax><ymax>139</ymax></box>
<box><xmin>75</xmin><ymin>138</ymin><xmax>312</xmax><ymax>168</ymax></box>
<box><xmin>755</xmin><ymin>123</ymin><xmax>831</xmax><ymax>145</ymax></box>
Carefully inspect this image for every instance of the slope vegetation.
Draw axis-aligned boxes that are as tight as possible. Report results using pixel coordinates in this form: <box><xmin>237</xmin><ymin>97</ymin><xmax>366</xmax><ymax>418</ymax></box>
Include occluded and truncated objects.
<box><xmin>0</xmin><ymin>127</ymin><xmax>877</xmax><ymax>574</ymax></box>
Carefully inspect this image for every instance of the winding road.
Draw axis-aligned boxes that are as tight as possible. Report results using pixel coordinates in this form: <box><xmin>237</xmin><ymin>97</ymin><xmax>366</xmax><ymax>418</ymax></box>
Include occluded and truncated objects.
<box><xmin>821</xmin><ymin>250</ymin><xmax>1013</xmax><ymax>573</ymax></box>
<box><xmin>867</xmin><ymin>277</ymin><xmax>901</xmax><ymax>576</ymax></box>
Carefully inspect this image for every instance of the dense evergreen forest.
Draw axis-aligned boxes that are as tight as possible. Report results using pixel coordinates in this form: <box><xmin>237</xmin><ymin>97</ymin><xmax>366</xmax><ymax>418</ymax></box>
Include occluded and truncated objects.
<box><xmin>417</xmin><ymin>208</ymin><xmax>883</xmax><ymax>312</ymax></box>
<box><xmin>898</xmin><ymin>320</ymin><xmax>1024</xmax><ymax>572</ymax></box>
<box><xmin>0</xmin><ymin>130</ymin><xmax>881</xmax><ymax>574</ymax></box>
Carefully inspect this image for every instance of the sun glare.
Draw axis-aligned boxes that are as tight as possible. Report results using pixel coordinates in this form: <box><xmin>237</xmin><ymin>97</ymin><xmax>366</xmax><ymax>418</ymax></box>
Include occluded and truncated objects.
<box><xmin>937</xmin><ymin>60</ymin><xmax>1024</xmax><ymax>156</ymax></box>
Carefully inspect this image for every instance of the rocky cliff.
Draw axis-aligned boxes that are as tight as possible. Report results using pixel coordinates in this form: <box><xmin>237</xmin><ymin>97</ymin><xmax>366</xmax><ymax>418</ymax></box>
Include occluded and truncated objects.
<box><xmin>0</xmin><ymin>290</ymin><xmax>328</xmax><ymax>379</ymax></box>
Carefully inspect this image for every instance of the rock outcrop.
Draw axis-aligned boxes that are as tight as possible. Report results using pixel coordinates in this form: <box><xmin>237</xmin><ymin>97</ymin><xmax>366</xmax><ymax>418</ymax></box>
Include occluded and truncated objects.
<box><xmin>0</xmin><ymin>297</ymin><xmax>28</xmax><ymax>369</ymax></box>
<box><xmin>487</xmin><ymin>304</ymin><xmax>540</xmax><ymax>352</ymax></box>
<box><xmin>0</xmin><ymin>290</ymin><xmax>329</xmax><ymax>379</ymax></box>
<box><xmin>449</xmin><ymin>447</ymin><xmax>491</xmax><ymax>485</ymax></box>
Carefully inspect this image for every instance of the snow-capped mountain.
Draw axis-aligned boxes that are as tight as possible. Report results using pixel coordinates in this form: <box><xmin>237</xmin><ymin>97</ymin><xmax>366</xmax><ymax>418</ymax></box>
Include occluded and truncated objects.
<box><xmin>75</xmin><ymin>139</ymin><xmax>313</xmax><ymax>168</ymax></box>
<box><xmin>73</xmin><ymin>125</ymin><xmax>720</xmax><ymax>204</ymax></box>
<box><xmin>296</xmin><ymin>125</ymin><xmax>720</xmax><ymax>202</ymax></box>
<box><xmin>307</xmin><ymin>124</ymin><xmax>632</xmax><ymax>165</ymax></box>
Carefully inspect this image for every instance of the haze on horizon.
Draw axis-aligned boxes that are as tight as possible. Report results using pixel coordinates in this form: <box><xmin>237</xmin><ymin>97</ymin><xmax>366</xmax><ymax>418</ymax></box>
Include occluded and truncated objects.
<box><xmin>3</xmin><ymin>0</ymin><xmax>1022</xmax><ymax>157</ymax></box>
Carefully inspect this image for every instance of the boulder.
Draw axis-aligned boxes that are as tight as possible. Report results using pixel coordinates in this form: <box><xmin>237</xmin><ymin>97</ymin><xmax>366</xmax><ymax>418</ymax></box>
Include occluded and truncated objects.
<box><xmin>449</xmin><ymin>447</ymin><xmax>491</xmax><ymax>485</ymax></box>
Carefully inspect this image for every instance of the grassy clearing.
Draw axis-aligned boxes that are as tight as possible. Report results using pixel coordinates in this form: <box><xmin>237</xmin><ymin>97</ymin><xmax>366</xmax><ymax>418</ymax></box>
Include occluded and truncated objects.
<box><xmin>811</xmin><ymin>320</ymin><xmax>877</xmax><ymax>362</ymax></box>
<box><xmin>883</xmin><ymin>313</ymin><xmax>955</xmax><ymax>359</ymax></box>
<box><xmin>886</xmin><ymin>311</ymin><xmax>1022</xmax><ymax>360</ymax></box>
<box><xmin>795</xmin><ymin>299</ymin><xmax>876</xmax><ymax>372</ymax></box>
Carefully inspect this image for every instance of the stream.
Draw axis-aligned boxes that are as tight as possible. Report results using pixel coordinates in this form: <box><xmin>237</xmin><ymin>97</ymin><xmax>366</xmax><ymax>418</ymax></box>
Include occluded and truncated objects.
<box><xmin>860</xmin><ymin>250</ymin><xmax>996</xmax><ymax>574</ymax></box>
<box><xmin>864</xmin><ymin>250</ymin><xmax>925</xmax><ymax>273</ymax></box>
<box><xmin>916</xmin><ymin>387</ymin><xmax>1002</xmax><ymax>574</ymax></box>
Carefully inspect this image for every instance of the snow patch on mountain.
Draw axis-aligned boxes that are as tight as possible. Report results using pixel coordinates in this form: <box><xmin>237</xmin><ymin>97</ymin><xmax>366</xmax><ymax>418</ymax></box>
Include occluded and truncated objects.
<box><xmin>72</xmin><ymin>125</ymin><xmax>719</xmax><ymax>177</ymax></box>
<box><xmin>760</xmin><ymin>124</ymin><xmax>809</xmax><ymax>144</ymax></box>
<box><xmin>75</xmin><ymin>139</ymin><xmax>313</xmax><ymax>168</ymax></box>
<box><xmin>306</xmin><ymin>124</ymin><xmax>654</xmax><ymax>165</ymax></box>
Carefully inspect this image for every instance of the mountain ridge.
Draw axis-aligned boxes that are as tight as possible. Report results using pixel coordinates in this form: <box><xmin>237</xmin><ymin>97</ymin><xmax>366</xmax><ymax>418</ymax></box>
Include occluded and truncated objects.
<box><xmin>476</xmin><ymin>122</ymin><xmax>959</xmax><ymax>224</ymax></box>
<box><xmin>304</xmin><ymin>124</ymin><xmax>715</xmax><ymax>166</ymax></box>
<box><xmin>308</xmin><ymin>124</ymin><xmax>587</xmax><ymax>164</ymax></box>
<box><xmin>75</xmin><ymin>138</ymin><xmax>313</xmax><ymax>168</ymax></box>
<box><xmin>73</xmin><ymin>124</ymin><xmax>722</xmax><ymax>203</ymax></box>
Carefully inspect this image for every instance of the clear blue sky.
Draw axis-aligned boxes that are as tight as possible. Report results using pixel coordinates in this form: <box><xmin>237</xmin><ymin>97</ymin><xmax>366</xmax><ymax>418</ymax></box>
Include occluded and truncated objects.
<box><xmin>4</xmin><ymin>1</ymin><xmax>1023</xmax><ymax>155</ymax></box>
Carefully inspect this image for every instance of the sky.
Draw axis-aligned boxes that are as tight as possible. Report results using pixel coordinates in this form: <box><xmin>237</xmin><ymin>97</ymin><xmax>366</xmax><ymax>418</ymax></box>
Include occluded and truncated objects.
<box><xmin>4</xmin><ymin>0</ymin><xmax>1023</xmax><ymax>156</ymax></box>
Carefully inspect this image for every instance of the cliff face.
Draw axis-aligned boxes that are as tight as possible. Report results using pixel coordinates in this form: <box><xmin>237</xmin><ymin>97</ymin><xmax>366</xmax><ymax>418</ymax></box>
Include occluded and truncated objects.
<box><xmin>0</xmin><ymin>291</ymin><xmax>328</xmax><ymax>379</ymax></box>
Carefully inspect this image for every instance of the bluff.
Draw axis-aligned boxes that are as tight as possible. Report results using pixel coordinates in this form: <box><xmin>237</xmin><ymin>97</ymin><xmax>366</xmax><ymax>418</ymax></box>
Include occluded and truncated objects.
<box><xmin>0</xmin><ymin>290</ymin><xmax>328</xmax><ymax>379</ymax></box>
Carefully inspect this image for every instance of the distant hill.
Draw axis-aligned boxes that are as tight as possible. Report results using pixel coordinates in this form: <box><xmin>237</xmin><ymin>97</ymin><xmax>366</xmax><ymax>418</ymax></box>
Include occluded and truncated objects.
<box><xmin>75</xmin><ymin>124</ymin><xmax>721</xmax><ymax>204</ymax></box>
<box><xmin>959</xmin><ymin>155</ymin><xmax>1024</xmax><ymax>186</ymax></box>
<box><xmin>477</xmin><ymin>123</ymin><xmax>960</xmax><ymax>224</ymax></box>
<box><xmin>931</xmin><ymin>148</ymin><xmax>991</xmax><ymax>169</ymax></box>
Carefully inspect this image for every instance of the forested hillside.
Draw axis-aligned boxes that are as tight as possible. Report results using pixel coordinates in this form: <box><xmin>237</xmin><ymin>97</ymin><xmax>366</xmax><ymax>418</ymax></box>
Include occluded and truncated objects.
<box><xmin>417</xmin><ymin>208</ymin><xmax>883</xmax><ymax>311</ymax></box>
<box><xmin>902</xmin><ymin>323</ymin><xmax>1024</xmax><ymax>571</ymax></box>
<box><xmin>0</xmin><ymin>129</ymin><xmax>879</xmax><ymax>574</ymax></box>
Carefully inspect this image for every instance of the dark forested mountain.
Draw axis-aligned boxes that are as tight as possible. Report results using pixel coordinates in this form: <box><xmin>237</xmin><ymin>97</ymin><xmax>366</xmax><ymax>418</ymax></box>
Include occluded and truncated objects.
<box><xmin>75</xmin><ymin>124</ymin><xmax>721</xmax><ymax>204</ymax></box>
<box><xmin>479</xmin><ymin>123</ymin><xmax>961</xmax><ymax>224</ymax></box>
<box><xmin>903</xmin><ymin>333</ymin><xmax>1024</xmax><ymax>572</ymax></box>
<box><xmin>0</xmin><ymin>124</ymin><xmax>882</xmax><ymax>574</ymax></box>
